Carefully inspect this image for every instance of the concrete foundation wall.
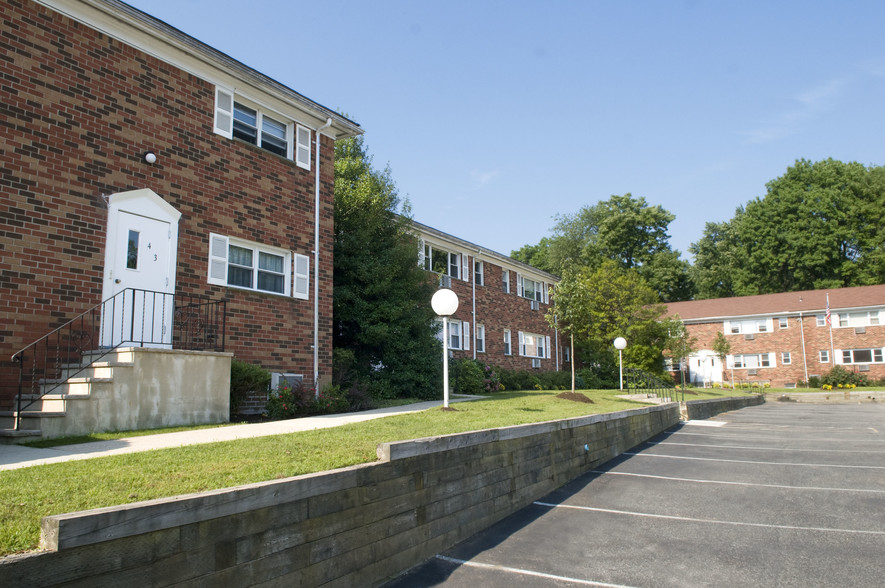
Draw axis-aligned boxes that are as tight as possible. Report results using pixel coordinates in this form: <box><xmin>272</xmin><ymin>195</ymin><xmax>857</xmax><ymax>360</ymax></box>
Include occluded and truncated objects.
<box><xmin>0</xmin><ymin>403</ymin><xmax>680</xmax><ymax>587</ymax></box>
<box><xmin>39</xmin><ymin>348</ymin><xmax>232</xmax><ymax>439</ymax></box>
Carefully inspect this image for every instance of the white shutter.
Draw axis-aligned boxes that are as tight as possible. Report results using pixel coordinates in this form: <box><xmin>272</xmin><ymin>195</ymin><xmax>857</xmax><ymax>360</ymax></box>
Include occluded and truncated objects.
<box><xmin>723</xmin><ymin>321</ymin><xmax>731</xmax><ymax>334</ymax></box>
<box><xmin>418</xmin><ymin>239</ymin><xmax>425</xmax><ymax>268</ymax></box>
<box><xmin>542</xmin><ymin>282</ymin><xmax>548</xmax><ymax>304</ymax></box>
<box><xmin>545</xmin><ymin>336</ymin><xmax>551</xmax><ymax>359</ymax></box>
<box><xmin>462</xmin><ymin>254</ymin><xmax>469</xmax><ymax>282</ymax></box>
<box><xmin>293</xmin><ymin>253</ymin><xmax>310</xmax><ymax>300</ymax></box>
<box><xmin>296</xmin><ymin>125</ymin><xmax>311</xmax><ymax>170</ymax></box>
<box><xmin>517</xmin><ymin>274</ymin><xmax>524</xmax><ymax>297</ymax></box>
<box><xmin>214</xmin><ymin>87</ymin><xmax>234</xmax><ymax>138</ymax></box>
<box><xmin>725</xmin><ymin>355</ymin><xmax>734</xmax><ymax>369</ymax></box>
<box><xmin>768</xmin><ymin>352</ymin><xmax>776</xmax><ymax>367</ymax></box>
<box><xmin>518</xmin><ymin>331</ymin><xmax>525</xmax><ymax>356</ymax></box>
<box><xmin>834</xmin><ymin>349</ymin><xmax>842</xmax><ymax>364</ymax></box>
<box><xmin>463</xmin><ymin>321</ymin><xmax>470</xmax><ymax>351</ymax></box>
<box><xmin>208</xmin><ymin>233</ymin><xmax>228</xmax><ymax>285</ymax></box>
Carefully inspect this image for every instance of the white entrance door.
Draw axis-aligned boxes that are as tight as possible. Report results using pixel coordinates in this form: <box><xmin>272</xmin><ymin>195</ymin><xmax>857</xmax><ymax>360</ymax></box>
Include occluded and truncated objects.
<box><xmin>102</xmin><ymin>189</ymin><xmax>180</xmax><ymax>348</ymax></box>
<box><xmin>689</xmin><ymin>350</ymin><xmax>724</xmax><ymax>387</ymax></box>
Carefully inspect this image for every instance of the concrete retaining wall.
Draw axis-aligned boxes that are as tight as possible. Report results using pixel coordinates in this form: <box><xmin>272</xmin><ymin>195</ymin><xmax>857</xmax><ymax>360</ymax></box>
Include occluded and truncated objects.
<box><xmin>682</xmin><ymin>394</ymin><xmax>765</xmax><ymax>420</ymax></box>
<box><xmin>1</xmin><ymin>403</ymin><xmax>683</xmax><ymax>587</ymax></box>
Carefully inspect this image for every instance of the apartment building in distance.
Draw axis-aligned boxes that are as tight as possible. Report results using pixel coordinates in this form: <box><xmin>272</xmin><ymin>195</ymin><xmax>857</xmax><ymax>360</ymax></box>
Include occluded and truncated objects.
<box><xmin>665</xmin><ymin>284</ymin><xmax>885</xmax><ymax>387</ymax></box>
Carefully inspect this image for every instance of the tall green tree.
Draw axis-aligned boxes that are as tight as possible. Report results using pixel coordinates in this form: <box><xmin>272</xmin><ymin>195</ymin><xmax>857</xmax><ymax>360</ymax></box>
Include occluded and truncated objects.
<box><xmin>547</xmin><ymin>261</ymin><xmax>671</xmax><ymax>388</ymax></box>
<box><xmin>543</xmin><ymin>194</ymin><xmax>694</xmax><ymax>301</ymax></box>
<box><xmin>333</xmin><ymin>135</ymin><xmax>440</xmax><ymax>399</ymax></box>
<box><xmin>691</xmin><ymin>159</ymin><xmax>885</xmax><ymax>297</ymax></box>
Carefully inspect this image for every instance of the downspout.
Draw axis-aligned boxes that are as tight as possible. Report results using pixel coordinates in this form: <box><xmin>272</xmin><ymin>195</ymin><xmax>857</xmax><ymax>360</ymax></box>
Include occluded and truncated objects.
<box><xmin>313</xmin><ymin>117</ymin><xmax>333</xmax><ymax>395</ymax></box>
<box><xmin>472</xmin><ymin>251</ymin><xmax>478</xmax><ymax>359</ymax></box>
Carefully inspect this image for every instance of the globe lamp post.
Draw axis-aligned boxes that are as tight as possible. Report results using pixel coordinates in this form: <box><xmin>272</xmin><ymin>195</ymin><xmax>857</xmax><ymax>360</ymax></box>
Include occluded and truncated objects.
<box><xmin>431</xmin><ymin>288</ymin><xmax>459</xmax><ymax>408</ymax></box>
<box><xmin>613</xmin><ymin>337</ymin><xmax>627</xmax><ymax>391</ymax></box>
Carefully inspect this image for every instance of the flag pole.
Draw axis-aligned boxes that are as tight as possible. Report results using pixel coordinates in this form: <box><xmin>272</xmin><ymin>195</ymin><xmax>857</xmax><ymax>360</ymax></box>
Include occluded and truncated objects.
<box><xmin>826</xmin><ymin>293</ymin><xmax>835</xmax><ymax>364</ymax></box>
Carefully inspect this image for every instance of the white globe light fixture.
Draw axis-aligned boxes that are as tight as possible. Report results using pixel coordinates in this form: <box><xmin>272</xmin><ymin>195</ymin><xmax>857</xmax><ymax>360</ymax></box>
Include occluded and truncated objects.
<box><xmin>431</xmin><ymin>288</ymin><xmax>459</xmax><ymax>408</ymax></box>
<box><xmin>613</xmin><ymin>337</ymin><xmax>627</xmax><ymax>391</ymax></box>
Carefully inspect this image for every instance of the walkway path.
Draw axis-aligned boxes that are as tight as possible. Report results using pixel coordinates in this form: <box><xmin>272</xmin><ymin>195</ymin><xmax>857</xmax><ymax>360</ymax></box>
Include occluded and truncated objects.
<box><xmin>0</xmin><ymin>396</ymin><xmax>480</xmax><ymax>471</ymax></box>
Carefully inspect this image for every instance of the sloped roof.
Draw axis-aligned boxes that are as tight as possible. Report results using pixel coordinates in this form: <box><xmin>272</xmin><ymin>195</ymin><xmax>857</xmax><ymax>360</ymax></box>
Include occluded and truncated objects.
<box><xmin>665</xmin><ymin>284</ymin><xmax>885</xmax><ymax>322</ymax></box>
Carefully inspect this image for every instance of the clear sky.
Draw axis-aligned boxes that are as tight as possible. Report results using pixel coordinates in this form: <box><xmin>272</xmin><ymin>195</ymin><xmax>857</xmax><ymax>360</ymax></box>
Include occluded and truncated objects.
<box><xmin>126</xmin><ymin>0</ymin><xmax>885</xmax><ymax>260</ymax></box>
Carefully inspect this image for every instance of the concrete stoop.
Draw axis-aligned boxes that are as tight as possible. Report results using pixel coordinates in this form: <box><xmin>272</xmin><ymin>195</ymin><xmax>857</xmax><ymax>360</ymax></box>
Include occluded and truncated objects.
<box><xmin>0</xmin><ymin>350</ymin><xmax>135</xmax><ymax>444</ymax></box>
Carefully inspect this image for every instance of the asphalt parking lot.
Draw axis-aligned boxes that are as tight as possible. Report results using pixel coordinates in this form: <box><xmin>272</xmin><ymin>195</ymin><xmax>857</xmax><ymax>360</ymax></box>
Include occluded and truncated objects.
<box><xmin>385</xmin><ymin>402</ymin><xmax>885</xmax><ymax>587</ymax></box>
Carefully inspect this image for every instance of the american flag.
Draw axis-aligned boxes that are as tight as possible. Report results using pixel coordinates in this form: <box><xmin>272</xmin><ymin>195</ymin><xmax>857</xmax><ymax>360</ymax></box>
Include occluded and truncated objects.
<box><xmin>825</xmin><ymin>294</ymin><xmax>831</xmax><ymax>326</ymax></box>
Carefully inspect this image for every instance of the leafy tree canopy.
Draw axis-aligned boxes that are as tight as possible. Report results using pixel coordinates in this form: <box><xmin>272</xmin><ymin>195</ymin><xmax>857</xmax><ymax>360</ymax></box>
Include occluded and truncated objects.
<box><xmin>691</xmin><ymin>159</ymin><xmax>885</xmax><ymax>297</ymax></box>
<box><xmin>333</xmin><ymin>135</ymin><xmax>440</xmax><ymax>399</ymax></box>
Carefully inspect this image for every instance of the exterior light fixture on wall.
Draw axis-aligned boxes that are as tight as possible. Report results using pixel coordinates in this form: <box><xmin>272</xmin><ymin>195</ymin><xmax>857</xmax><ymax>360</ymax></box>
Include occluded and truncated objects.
<box><xmin>143</xmin><ymin>151</ymin><xmax>157</xmax><ymax>164</ymax></box>
<box><xmin>431</xmin><ymin>288</ymin><xmax>459</xmax><ymax>408</ymax></box>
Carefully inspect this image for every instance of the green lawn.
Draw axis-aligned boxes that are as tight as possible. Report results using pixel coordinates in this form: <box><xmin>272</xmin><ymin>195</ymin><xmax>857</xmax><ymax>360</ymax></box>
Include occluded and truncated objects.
<box><xmin>0</xmin><ymin>389</ymin><xmax>754</xmax><ymax>557</ymax></box>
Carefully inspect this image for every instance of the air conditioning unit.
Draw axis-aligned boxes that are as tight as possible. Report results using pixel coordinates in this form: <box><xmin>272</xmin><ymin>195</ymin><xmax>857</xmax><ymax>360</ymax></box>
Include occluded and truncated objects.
<box><xmin>531</xmin><ymin>358</ymin><xmax>541</xmax><ymax>369</ymax></box>
<box><xmin>855</xmin><ymin>327</ymin><xmax>866</xmax><ymax>334</ymax></box>
<box><xmin>744</xmin><ymin>334</ymin><xmax>755</xmax><ymax>340</ymax></box>
<box><xmin>747</xmin><ymin>369</ymin><xmax>758</xmax><ymax>376</ymax></box>
<box><xmin>859</xmin><ymin>365</ymin><xmax>870</xmax><ymax>372</ymax></box>
<box><xmin>530</xmin><ymin>300</ymin><xmax>539</xmax><ymax>311</ymax></box>
<box><xmin>271</xmin><ymin>372</ymin><xmax>303</xmax><ymax>390</ymax></box>
<box><xmin>439</xmin><ymin>275</ymin><xmax>452</xmax><ymax>288</ymax></box>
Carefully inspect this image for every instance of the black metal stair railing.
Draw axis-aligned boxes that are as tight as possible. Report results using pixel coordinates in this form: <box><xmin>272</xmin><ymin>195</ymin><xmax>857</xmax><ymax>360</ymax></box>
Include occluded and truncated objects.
<box><xmin>11</xmin><ymin>288</ymin><xmax>226</xmax><ymax>430</ymax></box>
<box><xmin>624</xmin><ymin>367</ymin><xmax>681</xmax><ymax>402</ymax></box>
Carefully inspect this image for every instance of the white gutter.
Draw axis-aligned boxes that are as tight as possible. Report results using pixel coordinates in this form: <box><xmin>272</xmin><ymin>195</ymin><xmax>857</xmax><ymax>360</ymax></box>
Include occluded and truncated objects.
<box><xmin>313</xmin><ymin>118</ymin><xmax>333</xmax><ymax>394</ymax></box>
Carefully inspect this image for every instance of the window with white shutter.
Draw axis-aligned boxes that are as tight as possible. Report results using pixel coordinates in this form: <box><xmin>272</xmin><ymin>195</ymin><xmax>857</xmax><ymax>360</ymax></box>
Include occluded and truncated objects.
<box><xmin>214</xmin><ymin>87</ymin><xmax>234</xmax><ymax>138</ymax></box>
<box><xmin>296</xmin><ymin>125</ymin><xmax>311</xmax><ymax>170</ymax></box>
<box><xmin>207</xmin><ymin>233</ymin><xmax>297</xmax><ymax>297</ymax></box>
<box><xmin>462</xmin><ymin>321</ymin><xmax>470</xmax><ymax>351</ymax></box>
<box><xmin>293</xmin><ymin>254</ymin><xmax>310</xmax><ymax>300</ymax></box>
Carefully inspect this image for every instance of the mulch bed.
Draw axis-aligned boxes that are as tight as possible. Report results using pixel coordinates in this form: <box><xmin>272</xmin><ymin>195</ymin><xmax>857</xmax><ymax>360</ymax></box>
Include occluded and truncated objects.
<box><xmin>555</xmin><ymin>391</ymin><xmax>594</xmax><ymax>403</ymax></box>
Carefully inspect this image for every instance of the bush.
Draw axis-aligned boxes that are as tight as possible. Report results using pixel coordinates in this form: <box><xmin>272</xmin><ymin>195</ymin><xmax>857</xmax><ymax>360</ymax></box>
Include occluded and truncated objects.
<box><xmin>821</xmin><ymin>366</ymin><xmax>868</xmax><ymax>388</ymax></box>
<box><xmin>266</xmin><ymin>379</ymin><xmax>315</xmax><ymax>419</ymax></box>
<box><xmin>230</xmin><ymin>359</ymin><xmax>271</xmax><ymax>414</ymax></box>
<box><xmin>450</xmin><ymin>360</ymin><xmax>503</xmax><ymax>394</ymax></box>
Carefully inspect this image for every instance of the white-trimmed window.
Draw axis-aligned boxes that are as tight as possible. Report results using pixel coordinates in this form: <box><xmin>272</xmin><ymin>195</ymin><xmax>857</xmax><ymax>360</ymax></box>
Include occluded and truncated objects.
<box><xmin>816</xmin><ymin>315</ymin><xmax>827</xmax><ymax>327</ymax></box>
<box><xmin>563</xmin><ymin>346</ymin><xmax>570</xmax><ymax>363</ymax></box>
<box><xmin>778</xmin><ymin>317</ymin><xmax>789</xmax><ymax>329</ymax></box>
<box><xmin>519</xmin><ymin>331</ymin><xmax>549</xmax><ymax>359</ymax></box>
<box><xmin>207</xmin><ymin>233</ymin><xmax>309</xmax><ymax>299</ymax></box>
<box><xmin>474</xmin><ymin>260</ymin><xmax>484</xmax><ymax>286</ymax></box>
<box><xmin>503</xmin><ymin>329</ymin><xmax>511</xmax><ymax>355</ymax></box>
<box><xmin>517</xmin><ymin>274</ymin><xmax>546</xmax><ymax>303</ymax></box>
<box><xmin>476</xmin><ymin>324</ymin><xmax>485</xmax><ymax>353</ymax></box>
<box><xmin>726</xmin><ymin>319</ymin><xmax>772</xmax><ymax>335</ymax></box>
<box><xmin>422</xmin><ymin>243</ymin><xmax>462</xmax><ymax>280</ymax></box>
<box><xmin>445</xmin><ymin>319</ymin><xmax>470</xmax><ymax>351</ymax></box>
<box><xmin>214</xmin><ymin>87</ymin><xmax>310</xmax><ymax>169</ymax></box>
<box><xmin>839</xmin><ymin>348</ymin><xmax>884</xmax><ymax>364</ymax></box>
<box><xmin>728</xmin><ymin>353</ymin><xmax>774</xmax><ymax>369</ymax></box>
<box><xmin>782</xmin><ymin>352</ymin><xmax>791</xmax><ymax>365</ymax></box>
<box><xmin>502</xmin><ymin>269</ymin><xmax>510</xmax><ymax>293</ymax></box>
<box><xmin>819</xmin><ymin>349</ymin><xmax>829</xmax><ymax>363</ymax></box>
<box><xmin>837</xmin><ymin>311</ymin><xmax>882</xmax><ymax>328</ymax></box>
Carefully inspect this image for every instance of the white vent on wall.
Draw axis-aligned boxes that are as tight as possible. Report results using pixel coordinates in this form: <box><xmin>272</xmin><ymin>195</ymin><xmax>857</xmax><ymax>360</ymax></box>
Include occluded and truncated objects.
<box><xmin>744</xmin><ymin>334</ymin><xmax>755</xmax><ymax>340</ymax></box>
<box><xmin>271</xmin><ymin>373</ymin><xmax>303</xmax><ymax>389</ymax></box>
<box><xmin>855</xmin><ymin>327</ymin><xmax>866</xmax><ymax>334</ymax></box>
<box><xmin>785</xmin><ymin>383</ymin><xmax>796</xmax><ymax>389</ymax></box>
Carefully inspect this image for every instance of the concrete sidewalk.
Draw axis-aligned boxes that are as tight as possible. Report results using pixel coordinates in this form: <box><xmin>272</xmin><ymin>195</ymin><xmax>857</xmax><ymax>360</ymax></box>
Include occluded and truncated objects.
<box><xmin>0</xmin><ymin>397</ymin><xmax>479</xmax><ymax>471</ymax></box>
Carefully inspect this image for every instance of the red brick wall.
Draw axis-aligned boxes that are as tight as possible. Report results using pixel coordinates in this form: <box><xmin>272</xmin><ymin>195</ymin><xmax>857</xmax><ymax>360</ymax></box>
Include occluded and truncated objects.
<box><xmin>685</xmin><ymin>316</ymin><xmax>885</xmax><ymax>387</ymax></box>
<box><xmin>0</xmin><ymin>0</ymin><xmax>333</xmax><ymax>405</ymax></box>
<box><xmin>434</xmin><ymin>256</ymin><xmax>560</xmax><ymax>373</ymax></box>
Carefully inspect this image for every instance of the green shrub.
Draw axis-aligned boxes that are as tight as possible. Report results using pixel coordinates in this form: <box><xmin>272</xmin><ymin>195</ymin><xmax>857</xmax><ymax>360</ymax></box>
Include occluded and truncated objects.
<box><xmin>821</xmin><ymin>366</ymin><xmax>868</xmax><ymax>388</ymax></box>
<box><xmin>266</xmin><ymin>379</ymin><xmax>314</xmax><ymax>419</ymax></box>
<box><xmin>449</xmin><ymin>360</ymin><xmax>503</xmax><ymax>395</ymax></box>
<box><xmin>230</xmin><ymin>359</ymin><xmax>271</xmax><ymax>414</ymax></box>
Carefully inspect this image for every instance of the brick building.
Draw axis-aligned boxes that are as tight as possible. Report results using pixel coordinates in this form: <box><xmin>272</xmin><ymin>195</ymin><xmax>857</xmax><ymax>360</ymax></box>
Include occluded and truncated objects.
<box><xmin>412</xmin><ymin>220</ymin><xmax>563</xmax><ymax>373</ymax></box>
<box><xmin>665</xmin><ymin>285</ymin><xmax>885</xmax><ymax>388</ymax></box>
<box><xmin>0</xmin><ymin>0</ymin><xmax>361</xmax><ymax>409</ymax></box>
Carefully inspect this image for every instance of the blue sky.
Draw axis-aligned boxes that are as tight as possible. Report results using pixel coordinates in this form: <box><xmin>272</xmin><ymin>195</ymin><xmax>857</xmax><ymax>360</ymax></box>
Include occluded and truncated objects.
<box><xmin>127</xmin><ymin>0</ymin><xmax>885</xmax><ymax>260</ymax></box>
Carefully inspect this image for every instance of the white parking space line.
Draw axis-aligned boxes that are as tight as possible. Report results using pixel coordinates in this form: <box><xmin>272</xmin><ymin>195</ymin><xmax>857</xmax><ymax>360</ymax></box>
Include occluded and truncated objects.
<box><xmin>622</xmin><ymin>452</ymin><xmax>885</xmax><ymax>470</ymax></box>
<box><xmin>681</xmin><ymin>420</ymin><xmax>727</xmax><ymax>427</ymax></box>
<box><xmin>647</xmin><ymin>440</ymin><xmax>885</xmax><ymax>455</ymax></box>
<box><xmin>667</xmin><ymin>430</ymin><xmax>885</xmax><ymax>443</ymax></box>
<box><xmin>533</xmin><ymin>502</ymin><xmax>885</xmax><ymax>536</ymax></box>
<box><xmin>589</xmin><ymin>470</ymin><xmax>885</xmax><ymax>493</ymax></box>
<box><xmin>435</xmin><ymin>555</ymin><xmax>639</xmax><ymax>588</ymax></box>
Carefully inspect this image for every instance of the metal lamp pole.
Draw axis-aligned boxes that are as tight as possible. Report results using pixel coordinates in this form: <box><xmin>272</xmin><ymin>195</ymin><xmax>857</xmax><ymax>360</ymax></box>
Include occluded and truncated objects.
<box><xmin>614</xmin><ymin>337</ymin><xmax>627</xmax><ymax>391</ymax></box>
<box><xmin>431</xmin><ymin>288</ymin><xmax>459</xmax><ymax>408</ymax></box>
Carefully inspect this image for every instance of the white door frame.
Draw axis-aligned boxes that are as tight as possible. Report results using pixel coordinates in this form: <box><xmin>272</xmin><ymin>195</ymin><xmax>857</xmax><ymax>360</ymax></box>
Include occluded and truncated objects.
<box><xmin>102</xmin><ymin>189</ymin><xmax>180</xmax><ymax>347</ymax></box>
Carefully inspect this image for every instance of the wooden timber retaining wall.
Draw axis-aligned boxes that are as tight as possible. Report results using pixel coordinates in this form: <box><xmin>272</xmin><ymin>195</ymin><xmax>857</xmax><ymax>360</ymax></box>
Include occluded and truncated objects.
<box><xmin>1</xmin><ymin>398</ymin><xmax>754</xmax><ymax>587</ymax></box>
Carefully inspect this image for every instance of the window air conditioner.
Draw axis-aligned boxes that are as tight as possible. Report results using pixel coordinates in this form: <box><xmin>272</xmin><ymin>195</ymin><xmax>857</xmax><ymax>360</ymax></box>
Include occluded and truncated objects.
<box><xmin>747</xmin><ymin>369</ymin><xmax>758</xmax><ymax>376</ymax></box>
<box><xmin>530</xmin><ymin>300</ymin><xmax>539</xmax><ymax>311</ymax></box>
<box><xmin>531</xmin><ymin>358</ymin><xmax>541</xmax><ymax>369</ymax></box>
<box><xmin>744</xmin><ymin>334</ymin><xmax>755</xmax><ymax>340</ymax></box>
<box><xmin>855</xmin><ymin>327</ymin><xmax>866</xmax><ymax>334</ymax></box>
<box><xmin>440</xmin><ymin>275</ymin><xmax>452</xmax><ymax>288</ymax></box>
<box><xmin>859</xmin><ymin>365</ymin><xmax>870</xmax><ymax>372</ymax></box>
<box><xmin>271</xmin><ymin>372</ymin><xmax>303</xmax><ymax>390</ymax></box>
